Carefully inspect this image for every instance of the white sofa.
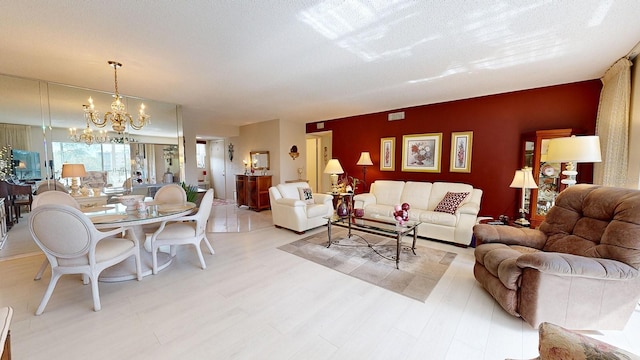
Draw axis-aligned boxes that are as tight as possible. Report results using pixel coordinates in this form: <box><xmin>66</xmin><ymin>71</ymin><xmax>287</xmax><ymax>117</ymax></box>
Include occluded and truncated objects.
<box><xmin>353</xmin><ymin>180</ymin><xmax>483</xmax><ymax>246</ymax></box>
<box><xmin>269</xmin><ymin>182</ymin><xmax>334</xmax><ymax>233</ymax></box>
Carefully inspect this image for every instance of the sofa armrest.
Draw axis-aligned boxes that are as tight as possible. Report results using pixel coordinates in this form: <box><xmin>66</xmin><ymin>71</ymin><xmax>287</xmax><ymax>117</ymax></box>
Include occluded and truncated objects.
<box><xmin>474</xmin><ymin>224</ymin><xmax>547</xmax><ymax>249</ymax></box>
<box><xmin>313</xmin><ymin>193</ymin><xmax>333</xmax><ymax>204</ymax></box>
<box><xmin>275</xmin><ymin>198</ymin><xmax>306</xmax><ymax>207</ymax></box>
<box><xmin>517</xmin><ymin>252</ymin><xmax>640</xmax><ymax>280</ymax></box>
<box><xmin>457</xmin><ymin>202</ymin><xmax>479</xmax><ymax>215</ymax></box>
<box><xmin>353</xmin><ymin>193</ymin><xmax>376</xmax><ymax>208</ymax></box>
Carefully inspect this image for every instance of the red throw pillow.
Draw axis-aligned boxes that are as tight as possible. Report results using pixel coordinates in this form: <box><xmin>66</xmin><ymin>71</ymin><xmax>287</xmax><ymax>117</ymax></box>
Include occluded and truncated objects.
<box><xmin>434</xmin><ymin>192</ymin><xmax>469</xmax><ymax>214</ymax></box>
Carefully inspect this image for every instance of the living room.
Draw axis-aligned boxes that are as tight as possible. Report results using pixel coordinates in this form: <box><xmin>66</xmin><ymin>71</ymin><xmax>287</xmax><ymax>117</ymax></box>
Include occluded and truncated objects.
<box><xmin>2</xmin><ymin>2</ymin><xmax>640</xmax><ymax>359</ymax></box>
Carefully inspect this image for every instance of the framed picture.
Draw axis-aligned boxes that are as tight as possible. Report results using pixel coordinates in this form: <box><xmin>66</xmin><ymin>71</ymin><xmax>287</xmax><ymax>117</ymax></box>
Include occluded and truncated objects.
<box><xmin>450</xmin><ymin>131</ymin><xmax>473</xmax><ymax>173</ymax></box>
<box><xmin>380</xmin><ymin>137</ymin><xmax>395</xmax><ymax>171</ymax></box>
<box><xmin>401</xmin><ymin>133</ymin><xmax>442</xmax><ymax>172</ymax></box>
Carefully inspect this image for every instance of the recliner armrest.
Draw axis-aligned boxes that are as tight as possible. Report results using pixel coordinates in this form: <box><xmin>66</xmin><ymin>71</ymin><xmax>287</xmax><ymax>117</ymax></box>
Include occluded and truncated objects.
<box><xmin>313</xmin><ymin>193</ymin><xmax>333</xmax><ymax>204</ymax></box>
<box><xmin>353</xmin><ymin>193</ymin><xmax>375</xmax><ymax>208</ymax></box>
<box><xmin>517</xmin><ymin>252</ymin><xmax>640</xmax><ymax>280</ymax></box>
<box><xmin>474</xmin><ymin>224</ymin><xmax>547</xmax><ymax>249</ymax></box>
<box><xmin>457</xmin><ymin>202</ymin><xmax>479</xmax><ymax>215</ymax></box>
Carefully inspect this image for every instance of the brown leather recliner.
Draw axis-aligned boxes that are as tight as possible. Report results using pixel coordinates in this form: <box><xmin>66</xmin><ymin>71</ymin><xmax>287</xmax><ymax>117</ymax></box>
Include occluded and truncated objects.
<box><xmin>473</xmin><ymin>184</ymin><xmax>640</xmax><ymax>330</ymax></box>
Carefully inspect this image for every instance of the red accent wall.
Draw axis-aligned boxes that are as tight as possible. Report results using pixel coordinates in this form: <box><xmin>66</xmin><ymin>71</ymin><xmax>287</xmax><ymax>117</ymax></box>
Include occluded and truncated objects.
<box><xmin>306</xmin><ymin>80</ymin><xmax>602</xmax><ymax>219</ymax></box>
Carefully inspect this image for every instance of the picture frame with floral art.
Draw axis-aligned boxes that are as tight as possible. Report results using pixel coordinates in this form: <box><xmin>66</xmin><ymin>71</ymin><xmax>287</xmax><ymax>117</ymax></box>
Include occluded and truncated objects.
<box><xmin>380</xmin><ymin>137</ymin><xmax>395</xmax><ymax>171</ymax></box>
<box><xmin>401</xmin><ymin>133</ymin><xmax>442</xmax><ymax>172</ymax></box>
<box><xmin>450</xmin><ymin>131</ymin><xmax>473</xmax><ymax>173</ymax></box>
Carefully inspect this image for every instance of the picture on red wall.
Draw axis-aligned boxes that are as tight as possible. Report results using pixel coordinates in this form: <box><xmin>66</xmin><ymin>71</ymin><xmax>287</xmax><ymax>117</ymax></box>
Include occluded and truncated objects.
<box><xmin>380</xmin><ymin>137</ymin><xmax>395</xmax><ymax>171</ymax></box>
<box><xmin>450</xmin><ymin>131</ymin><xmax>473</xmax><ymax>173</ymax></box>
<box><xmin>401</xmin><ymin>133</ymin><xmax>442</xmax><ymax>172</ymax></box>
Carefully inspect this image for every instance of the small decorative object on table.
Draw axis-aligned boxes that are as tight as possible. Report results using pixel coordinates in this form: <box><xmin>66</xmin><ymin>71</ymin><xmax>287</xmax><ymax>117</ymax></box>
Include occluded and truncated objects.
<box><xmin>336</xmin><ymin>199</ymin><xmax>349</xmax><ymax>217</ymax></box>
<box><xmin>118</xmin><ymin>194</ymin><xmax>145</xmax><ymax>212</ymax></box>
<box><xmin>393</xmin><ymin>203</ymin><xmax>410</xmax><ymax>224</ymax></box>
<box><xmin>354</xmin><ymin>208</ymin><xmax>365</xmax><ymax>217</ymax></box>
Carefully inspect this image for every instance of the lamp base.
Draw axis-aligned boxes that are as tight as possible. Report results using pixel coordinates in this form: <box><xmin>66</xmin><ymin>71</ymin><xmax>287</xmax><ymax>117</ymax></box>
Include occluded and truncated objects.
<box><xmin>69</xmin><ymin>178</ymin><xmax>81</xmax><ymax>197</ymax></box>
<box><xmin>513</xmin><ymin>217</ymin><xmax>531</xmax><ymax>227</ymax></box>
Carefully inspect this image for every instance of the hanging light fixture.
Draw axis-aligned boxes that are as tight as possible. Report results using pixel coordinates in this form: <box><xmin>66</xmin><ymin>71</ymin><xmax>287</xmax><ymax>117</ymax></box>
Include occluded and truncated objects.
<box><xmin>69</xmin><ymin>105</ymin><xmax>109</xmax><ymax>145</ymax></box>
<box><xmin>84</xmin><ymin>60</ymin><xmax>150</xmax><ymax>134</ymax></box>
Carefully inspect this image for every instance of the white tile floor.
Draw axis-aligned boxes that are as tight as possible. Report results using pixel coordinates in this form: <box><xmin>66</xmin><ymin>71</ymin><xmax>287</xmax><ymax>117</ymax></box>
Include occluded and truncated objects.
<box><xmin>1</xmin><ymin>204</ymin><xmax>639</xmax><ymax>359</ymax></box>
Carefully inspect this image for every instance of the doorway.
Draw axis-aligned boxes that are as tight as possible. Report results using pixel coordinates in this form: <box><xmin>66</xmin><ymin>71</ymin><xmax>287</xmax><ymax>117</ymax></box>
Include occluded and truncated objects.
<box><xmin>209</xmin><ymin>139</ymin><xmax>226</xmax><ymax>199</ymax></box>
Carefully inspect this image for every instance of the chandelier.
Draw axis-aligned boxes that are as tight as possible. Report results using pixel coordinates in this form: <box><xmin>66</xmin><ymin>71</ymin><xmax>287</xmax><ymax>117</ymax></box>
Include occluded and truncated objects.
<box><xmin>84</xmin><ymin>60</ymin><xmax>150</xmax><ymax>134</ymax></box>
<box><xmin>69</xmin><ymin>105</ymin><xmax>109</xmax><ymax>145</ymax></box>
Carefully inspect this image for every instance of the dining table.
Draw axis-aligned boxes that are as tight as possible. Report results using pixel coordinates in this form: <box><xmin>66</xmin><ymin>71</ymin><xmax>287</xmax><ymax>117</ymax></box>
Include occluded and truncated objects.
<box><xmin>83</xmin><ymin>200</ymin><xmax>196</xmax><ymax>282</ymax></box>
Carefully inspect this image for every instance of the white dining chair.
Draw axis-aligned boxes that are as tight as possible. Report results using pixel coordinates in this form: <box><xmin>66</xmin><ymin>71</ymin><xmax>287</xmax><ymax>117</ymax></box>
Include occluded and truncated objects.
<box><xmin>149</xmin><ymin>188</ymin><xmax>214</xmax><ymax>274</ymax></box>
<box><xmin>32</xmin><ymin>191</ymin><xmax>81</xmax><ymax>281</ymax></box>
<box><xmin>154</xmin><ymin>184</ymin><xmax>187</xmax><ymax>204</ymax></box>
<box><xmin>29</xmin><ymin>204</ymin><xmax>142</xmax><ymax>315</ymax></box>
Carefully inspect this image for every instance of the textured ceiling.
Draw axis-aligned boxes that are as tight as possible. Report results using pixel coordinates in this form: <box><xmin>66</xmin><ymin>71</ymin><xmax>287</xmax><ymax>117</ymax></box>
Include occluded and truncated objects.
<box><xmin>1</xmin><ymin>0</ymin><xmax>640</xmax><ymax>137</ymax></box>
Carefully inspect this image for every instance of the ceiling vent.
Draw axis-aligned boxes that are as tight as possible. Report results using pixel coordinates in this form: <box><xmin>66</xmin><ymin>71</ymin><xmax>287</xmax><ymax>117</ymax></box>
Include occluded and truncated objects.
<box><xmin>388</xmin><ymin>111</ymin><xmax>405</xmax><ymax>121</ymax></box>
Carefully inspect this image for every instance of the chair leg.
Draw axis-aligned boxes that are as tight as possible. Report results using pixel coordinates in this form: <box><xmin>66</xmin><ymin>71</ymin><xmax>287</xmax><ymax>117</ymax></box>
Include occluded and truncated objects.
<box><xmin>36</xmin><ymin>272</ymin><xmax>62</xmax><ymax>315</ymax></box>
<box><xmin>90</xmin><ymin>273</ymin><xmax>101</xmax><ymax>311</ymax></box>
<box><xmin>134</xmin><ymin>251</ymin><xmax>142</xmax><ymax>281</ymax></box>
<box><xmin>203</xmin><ymin>235</ymin><xmax>215</xmax><ymax>255</ymax></box>
<box><xmin>34</xmin><ymin>258</ymin><xmax>49</xmax><ymax>280</ymax></box>
<box><xmin>195</xmin><ymin>243</ymin><xmax>206</xmax><ymax>270</ymax></box>
<box><xmin>152</xmin><ymin>245</ymin><xmax>159</xmax><ymax>275</ymax></box>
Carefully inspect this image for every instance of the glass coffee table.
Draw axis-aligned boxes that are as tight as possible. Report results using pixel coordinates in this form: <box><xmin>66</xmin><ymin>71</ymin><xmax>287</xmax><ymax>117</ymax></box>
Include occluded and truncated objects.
<box><xmin>324</xmin><ymin>214</ymin><xmax>421</xmax><ymax>269</ymax></box>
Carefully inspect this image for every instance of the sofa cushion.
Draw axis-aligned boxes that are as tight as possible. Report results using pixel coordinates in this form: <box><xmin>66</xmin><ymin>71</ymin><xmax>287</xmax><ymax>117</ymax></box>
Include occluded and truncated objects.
<box><xmin>297</xmin><ymin>187</ymin><xmax>314</xmax><ymax>204</ymax></box>
<box><xmin>434</xmin><ymin>192</ymin><xmax>469</xmax><ymax>214</ymax></box>
<box><xmin>306</xmin><ymin>203</ymin><xmax>329</xmax><ymax>218</ymax></box>
<box><xmin>371</xmin><ymin>180</ymin><xmax>405</xmax><ymax>206</ymax></box>
<box><xmin>428</xmin><ymin>182</ymin><xmax>474</xmax><ymax>210</ymax></box>
<box><xmin>415</xmin><ymin>210</ymin><xmax>457</xmax><ymax>227</ymax></box>
<box><xmin>400</xmin><ymin>181</ymin><xmax>432</xmax><ymax>210</ymax></box>
<box><xmin>276</xmin><ymin>182</ymin><xmax>308</xmax><ymax>199</ymax></box>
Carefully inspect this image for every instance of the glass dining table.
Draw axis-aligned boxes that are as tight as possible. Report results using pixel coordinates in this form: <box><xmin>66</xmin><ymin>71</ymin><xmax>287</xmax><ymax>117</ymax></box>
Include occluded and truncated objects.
<box><xmin>83</xmin><ymin>201</ymin><xmax>196</xmax><ymax>282</ymax></box>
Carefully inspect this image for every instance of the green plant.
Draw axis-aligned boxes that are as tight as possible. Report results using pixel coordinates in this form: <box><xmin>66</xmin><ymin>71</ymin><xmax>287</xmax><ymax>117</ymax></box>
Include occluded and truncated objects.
<box><xmin>180</xmin><ymin>182</ymin><xmax>198</xmax><ymax>202</ymax></box>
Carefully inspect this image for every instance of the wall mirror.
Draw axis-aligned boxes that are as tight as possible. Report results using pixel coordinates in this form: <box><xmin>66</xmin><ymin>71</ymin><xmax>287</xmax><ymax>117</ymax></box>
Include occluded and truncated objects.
<box><xmin>250</xmin><ymin>151</ymin><xmax>270</xmax><ymax>170</ymax></box>
<box><xmin>0</xmin><ymin>73</ymin><xmax>181</xmax><ymax>188</ymax></box>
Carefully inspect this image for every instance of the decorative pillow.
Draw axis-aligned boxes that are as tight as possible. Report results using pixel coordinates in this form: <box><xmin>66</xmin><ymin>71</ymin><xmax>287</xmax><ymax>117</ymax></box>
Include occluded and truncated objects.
<box><xmin>297</xmin><ymin>187</ymin><xmax>314</xmax><ymax>204</ymax></box>
<box><xmin>537</xmin><ymin>322</ymin><xmax>640</xmax><ymax>360</ymax></box>
<box><xmin>434</xmin><ymin>192</ymin><xmax>469</xmax><ymax>214</ymax></box>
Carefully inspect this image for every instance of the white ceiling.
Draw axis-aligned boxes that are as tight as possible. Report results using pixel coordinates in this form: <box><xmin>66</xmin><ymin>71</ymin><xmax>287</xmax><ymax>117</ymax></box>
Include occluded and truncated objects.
<box><xmin>1</xmin><ymin>1</ymin><xmax>640</xmax><ymax>138</ymax></box>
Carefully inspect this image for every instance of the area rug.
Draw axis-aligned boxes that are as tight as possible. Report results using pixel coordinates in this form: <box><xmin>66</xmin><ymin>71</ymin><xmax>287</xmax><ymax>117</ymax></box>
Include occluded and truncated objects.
<box><xmin>278</xmin><ymin>229</ymin><xmax>456</xmax><ymax>302</ymax></box>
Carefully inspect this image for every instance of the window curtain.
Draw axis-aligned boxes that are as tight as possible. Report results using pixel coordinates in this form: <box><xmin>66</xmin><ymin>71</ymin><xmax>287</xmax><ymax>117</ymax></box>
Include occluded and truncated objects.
<box><xmin>0</xmin><ymin>123</ymin><xmax>32</xmax><ymax>151</ymax></box>
<box><xmin>594</xmin><ymin>58</ymin><xmax>632</xmax><ymax>187</ymax></box>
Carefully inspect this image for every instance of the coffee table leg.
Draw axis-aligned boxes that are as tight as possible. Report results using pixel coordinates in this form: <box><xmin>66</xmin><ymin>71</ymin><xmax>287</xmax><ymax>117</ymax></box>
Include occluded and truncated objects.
<box><xmin>396</xmin><ymin>233</ymin><xmax>401</xmax><ymax>269</ymax></box>
<box><xmin>412</xmin><ymin>228</ymin><xmax>417</xmax><ymax>255</ymax></box>
<box><xmin>326</xmin><ymin>218</ymin><xmax>332</xmax><ymax>248</ymax></box>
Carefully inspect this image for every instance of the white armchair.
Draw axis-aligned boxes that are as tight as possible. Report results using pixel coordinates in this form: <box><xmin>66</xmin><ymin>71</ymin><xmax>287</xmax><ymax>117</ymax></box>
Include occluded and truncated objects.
<box><xmin>269</xmin><ymin>182</ymin><xmax>333</xmax><ymax>234</ymax></box>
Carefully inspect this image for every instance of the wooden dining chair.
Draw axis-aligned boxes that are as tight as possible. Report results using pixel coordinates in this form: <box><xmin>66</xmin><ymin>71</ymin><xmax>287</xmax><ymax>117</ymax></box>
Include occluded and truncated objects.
<box><xmin>8</xmin><ymin>182</ymin><xmax>32</xmax><ymax>224</ymax></box>
<box><xmin>29</xmin><ymin>204</ymin><xmax>142</xmax><ymax>315</ymax></box>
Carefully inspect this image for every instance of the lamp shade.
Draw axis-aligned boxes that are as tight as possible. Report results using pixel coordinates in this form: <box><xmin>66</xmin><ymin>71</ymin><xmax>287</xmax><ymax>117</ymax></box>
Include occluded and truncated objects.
<box><xmin>61</xmin><ymin>163</ymin><xmax>87</xmax><ymax>178</ymax></box>
<box><xmin>546</xmin><ymin>135</ymin><xmax>602</xmax><ymax>163</ymax></box>
<box><xmin>323</xmin><ymin>159</ymin><xmax>344</xmax><ymax>174</ymax></box>
<box><xmin>356</xmin><ymin>152</ymin><xmax>373</xmax><ymax>166</ymax></box>
<box><xmin>509</xmin><ymin>167</ymin><xmax>538</xmax><ymax>189</ymax></box>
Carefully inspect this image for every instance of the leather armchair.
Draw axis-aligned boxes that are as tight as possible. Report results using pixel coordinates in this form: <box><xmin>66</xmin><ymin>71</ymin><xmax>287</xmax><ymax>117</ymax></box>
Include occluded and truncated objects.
<box><xmin>473</xmin><ymin>184</ymin><xmax>640</xmax><ymax>330</ymax></box>
<box><xmin>269</xmin><ymin>182</ymin><xmax>333</xmax><ymax>234</ymax></box>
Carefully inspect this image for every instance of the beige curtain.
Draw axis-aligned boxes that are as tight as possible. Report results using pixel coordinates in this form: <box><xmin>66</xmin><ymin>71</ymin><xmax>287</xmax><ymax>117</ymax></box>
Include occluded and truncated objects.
<box><xmin>594</xmin><ymin>58</ymin><xmax>632</xmax><ymax>186</ymax></box>
<box><xmin>0</xmin><ymin>123</ymin><xmax>32</xmax><ymax>151</ymax></box>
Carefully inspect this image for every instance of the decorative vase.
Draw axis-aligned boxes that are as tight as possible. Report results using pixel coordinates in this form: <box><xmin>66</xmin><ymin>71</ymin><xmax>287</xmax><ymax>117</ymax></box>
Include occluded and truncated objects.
<box><xmin>336</xmin><ymin>199</ymin><xmax>349</xmax><ymax>217</ymax></box>
<box><xmin>354</xmin><ymin>208</ymin><xmax>364</xmax><ymax>217</ymax></box>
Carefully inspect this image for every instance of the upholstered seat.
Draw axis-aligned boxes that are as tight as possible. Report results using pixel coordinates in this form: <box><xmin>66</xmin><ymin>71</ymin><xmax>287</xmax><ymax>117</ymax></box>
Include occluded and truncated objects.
<box><xmin>473</xmin><ymin>184</ymin><xmax>640</xmax><ymax>330</ymax></box>
<box><xmin>268</xmin><ymin>182</ymin><xmax>333</xmax><ymax>234</ymax></box>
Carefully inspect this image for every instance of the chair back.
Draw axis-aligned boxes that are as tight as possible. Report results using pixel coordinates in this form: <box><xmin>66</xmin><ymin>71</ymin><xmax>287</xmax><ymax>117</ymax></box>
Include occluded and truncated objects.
<box><xmin>155</xmin><ymin>184</ymin><xmax>187</xmax><ymax>204</ymax></box>
<box><xmin>194</xmin><ymin>189</ymin><xmax>214</xmax><ymax>235</ymax></box>
<box><xmin>35</xmin><ymin>181</ymin><xmax>67</xmax><ymax>194</ymax></box>
<box><xmin>32</xmin><ymin>191</ymin><xmax>80</xmax><ymax>209</ymax></box>
<box><xmin>29</xmin><ymin>204</ymin><xmax>95</xmax><ymax>264</ymax></box>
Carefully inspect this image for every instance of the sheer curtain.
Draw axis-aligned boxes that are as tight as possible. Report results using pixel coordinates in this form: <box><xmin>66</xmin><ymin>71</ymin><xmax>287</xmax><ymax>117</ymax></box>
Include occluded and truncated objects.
<box><xmin>0</xmin><ymin>123</ymin><xmax>32</xmax><ymax>150</ymax></box>
<box><xmin>594</xmin><ymin>58</ymin><xmax>632</xmax><ymax>187</ymax></box>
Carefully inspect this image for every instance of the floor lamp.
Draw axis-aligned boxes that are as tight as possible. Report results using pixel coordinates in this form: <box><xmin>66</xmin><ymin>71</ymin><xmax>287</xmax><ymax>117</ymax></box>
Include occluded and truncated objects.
<box><xmin>546</xmin><ymin>135</ymin><xmax>602</xmax><ymax>186</ymax></box>
<box><xmin>356</xmin><ymin>152</ymin><xmax>373</xmax><ymax>192</ymax></box>
<box><xmin>509</xmin><ymin>167</ymin><xmax>538</xmax><ymax>227</ymax></box>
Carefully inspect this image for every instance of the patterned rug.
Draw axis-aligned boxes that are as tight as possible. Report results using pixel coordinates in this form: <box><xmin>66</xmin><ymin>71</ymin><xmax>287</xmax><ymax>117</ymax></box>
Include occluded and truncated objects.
<box><xmin>278</xmin><ymin>228</ymin><xmax>456</xmax><ymax>302</ymax></box>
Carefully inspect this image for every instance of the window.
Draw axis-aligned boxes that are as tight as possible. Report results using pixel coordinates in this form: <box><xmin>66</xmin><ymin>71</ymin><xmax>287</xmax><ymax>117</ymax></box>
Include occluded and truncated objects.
<box><xmin>52</xmin><ymin>142</ymin><xmax>131</xmax><ymax>187</ymax></box>
<box><xmin>196</xmin><ymin>142</ymin><xmax>206</xmax><ymax>169</ymax></box>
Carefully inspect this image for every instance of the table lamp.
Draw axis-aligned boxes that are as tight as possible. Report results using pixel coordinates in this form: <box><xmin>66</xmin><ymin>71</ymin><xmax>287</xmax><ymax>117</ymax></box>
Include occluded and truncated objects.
<box><xmin>509</xmin><ymin>167</ymin><xmax>538</xmax><ymax>227</ymax></box>
<box><xmin>546</xmin><ymin>135</ymin><xmax>601</xmax><ymax>186</ymax></box>
<box><xmin>61</xmin><ymin>163</ymin><xmax>87</xmax><ymax>197</ymax></box>
<box><xmin>323</xmin><ymin>159</ymin><xmax>344</xmax><ymax>194</ymax></box>
<box><xmin>356</xmin><ymin>151</ymin><xmax>373</xmax><ymax>191</ymax></box>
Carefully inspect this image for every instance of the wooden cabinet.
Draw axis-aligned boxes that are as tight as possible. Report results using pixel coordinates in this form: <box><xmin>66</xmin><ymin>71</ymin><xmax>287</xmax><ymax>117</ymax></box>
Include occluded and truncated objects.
<box><xmin>236</xmin><ymin>175</ymin><xmax>271</xmax><ymax>211</ymax></box>
<box><xmin>521</xmin><ymin>128</ymin><xmax>576</xmax><ymax>228</ymax></box>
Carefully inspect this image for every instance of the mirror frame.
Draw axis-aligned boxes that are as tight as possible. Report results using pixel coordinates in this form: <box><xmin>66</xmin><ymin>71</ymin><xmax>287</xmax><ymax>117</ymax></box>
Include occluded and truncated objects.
<box><xmin>250</xmin><ymin>151</ymin><xmax>270</xmax><ymax>170</ymax></box>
